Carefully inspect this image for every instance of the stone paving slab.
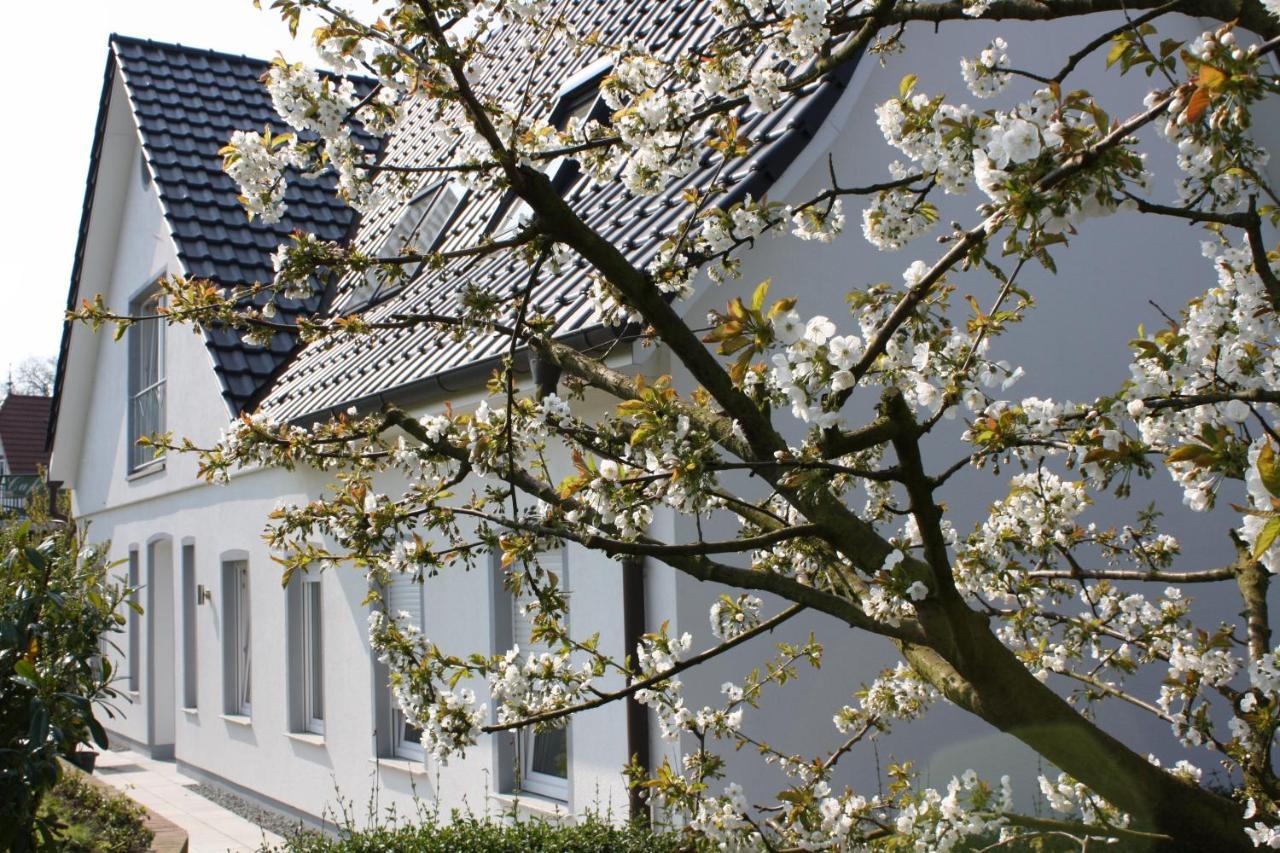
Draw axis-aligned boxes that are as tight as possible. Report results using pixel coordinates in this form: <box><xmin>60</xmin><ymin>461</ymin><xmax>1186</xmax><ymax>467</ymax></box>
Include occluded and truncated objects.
<box><xmin>94</xmin><ymin>750</ymin><xmax>283</xmax><ymax>853</ymax></box>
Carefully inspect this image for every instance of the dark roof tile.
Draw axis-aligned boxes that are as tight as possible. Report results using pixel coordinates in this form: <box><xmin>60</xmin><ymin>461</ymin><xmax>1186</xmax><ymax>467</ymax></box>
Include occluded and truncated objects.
<box><xmin>110</xmin><ymin>34</ymin><xmax>373</xmax><ymax>413</ymax></box>
<box><xmin>257</xmin><ymin>0</ymin><xmax>857</xmax><ymax>422</ymax></box>
<box><xmin>0</xmin><ymin>395</ymin><xmax>52</xmax><ymax>475</ymax></box>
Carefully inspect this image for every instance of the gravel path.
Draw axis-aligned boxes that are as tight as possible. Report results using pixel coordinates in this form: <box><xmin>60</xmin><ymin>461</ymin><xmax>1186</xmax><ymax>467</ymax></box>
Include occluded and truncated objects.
<box><xmin>189</xmin><ymin>783</ymin><xmax>318</xmax><ymax>846</ymax></box>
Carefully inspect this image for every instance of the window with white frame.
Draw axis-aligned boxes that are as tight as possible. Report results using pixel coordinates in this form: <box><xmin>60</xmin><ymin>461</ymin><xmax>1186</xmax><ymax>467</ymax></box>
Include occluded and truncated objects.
<box><xmin>127</xmin><ymin>285</ymin><xmax>165</xmax><ymax>472</ymax></box>
<box><xmin>288</xmin><ymin>576</ymin><xmax>325</xmax><ymax>734</ymax></box>
<box><xmin>223</xmin><ymin>560</ymin><xmax>251</xmax><ymax>716</ymax></box>
<box><xmin>382</xmin><ymin>571</ymin><xmax>425</xmax><ymax>760</ymax></box>
<box><xmin>352</xmin><ymin>181</ymin><xmax>465</xmax><ymax>308</ymax></box>
<box><xmin>511</xmin><ymin>550</ymin><xmax>570</xmax><ymax>800</ymax></box>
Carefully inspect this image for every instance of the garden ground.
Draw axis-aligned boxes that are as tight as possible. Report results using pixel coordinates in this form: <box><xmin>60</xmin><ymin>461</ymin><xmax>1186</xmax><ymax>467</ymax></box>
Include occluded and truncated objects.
<box><xmin>95</xmin><ymin>749</ymin><xmax>282</xmax><ymax>852</ymax></box>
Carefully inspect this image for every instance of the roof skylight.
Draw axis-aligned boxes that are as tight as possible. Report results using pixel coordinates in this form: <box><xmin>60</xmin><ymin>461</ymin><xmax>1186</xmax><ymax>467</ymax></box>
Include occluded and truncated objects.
<box><xmin>350</xmin><ymin>180</ymin><xmax>465</xmax><ymax>309</ymax></box>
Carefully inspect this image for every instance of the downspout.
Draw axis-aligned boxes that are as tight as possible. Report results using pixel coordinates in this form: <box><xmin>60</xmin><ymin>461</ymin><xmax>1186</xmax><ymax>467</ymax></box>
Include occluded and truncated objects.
<box><xmin>621</xmin><ymin>554</ymin><xmax>651</xmax><ymax>825</ymax></box>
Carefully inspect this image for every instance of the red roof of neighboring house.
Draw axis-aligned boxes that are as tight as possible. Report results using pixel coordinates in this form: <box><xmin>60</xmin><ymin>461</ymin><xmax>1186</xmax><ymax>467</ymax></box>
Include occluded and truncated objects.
<box><xmin>0</xmin><ymin>395</ymin><xmax>53</xmax><ymax>475</ymax></box>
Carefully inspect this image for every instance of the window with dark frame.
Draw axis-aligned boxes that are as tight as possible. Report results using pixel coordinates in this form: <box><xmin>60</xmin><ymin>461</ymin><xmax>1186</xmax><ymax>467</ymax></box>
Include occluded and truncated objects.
<box><xmin>487</xmin><ymin>68</ymin><xmax>612</xmax><ymax>242</ymax></box>
<box><xmin>127</xmin><ymin>285</ymin><xmax>165</xmax><ymax>473</ymax></box>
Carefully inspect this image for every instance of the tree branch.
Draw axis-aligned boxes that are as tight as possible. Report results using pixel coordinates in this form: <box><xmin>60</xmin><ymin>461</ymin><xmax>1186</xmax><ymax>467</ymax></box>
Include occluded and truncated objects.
<box><xmin>482</xmin><ymin>603</ymin><xmax>805</xmax><ymax>733</ymax></box>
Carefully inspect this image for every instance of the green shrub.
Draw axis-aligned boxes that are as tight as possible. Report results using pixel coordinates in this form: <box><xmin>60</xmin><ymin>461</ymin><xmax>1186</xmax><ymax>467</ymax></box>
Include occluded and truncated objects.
<box><xmin>263</xmin><ymin>812</ymin><xmax>685</xmax><ymax>853</ymax></box>
<box><xmin>0</xmin><ymin>504</ymin><xmax>133</xmax><ymax>851</ymax></box>
<box><xmin>36</xmin><ymin>770</ymin><xmax>153</xmax><ymax>853</ymax></box>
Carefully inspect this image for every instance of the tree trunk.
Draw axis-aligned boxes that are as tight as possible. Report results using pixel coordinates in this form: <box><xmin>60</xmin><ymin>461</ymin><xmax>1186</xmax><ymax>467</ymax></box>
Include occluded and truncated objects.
<box><xmin>903</xmin><ymin>612</ymin><xmax>1250</xmax><ymax>851</ymax></box>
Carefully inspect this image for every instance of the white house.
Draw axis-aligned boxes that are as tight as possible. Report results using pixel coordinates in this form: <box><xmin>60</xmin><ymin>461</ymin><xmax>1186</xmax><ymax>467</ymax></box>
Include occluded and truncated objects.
<box><xmin>48</xmin><ymin>4</ymin><xmax>1278</xmax><ymax>832</ymax></box>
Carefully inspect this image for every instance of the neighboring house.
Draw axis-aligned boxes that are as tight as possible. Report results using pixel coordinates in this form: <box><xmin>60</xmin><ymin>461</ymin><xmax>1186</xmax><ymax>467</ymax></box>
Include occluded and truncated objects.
<box><xmin>47</xmin><ymin>7</ymin><xmax>1275</xmax><ymax>830</ymax></box>
<box><xmin>0</xmin><ymin>393</ymin><xmax>52</xmax><ymax>513</ymax></box>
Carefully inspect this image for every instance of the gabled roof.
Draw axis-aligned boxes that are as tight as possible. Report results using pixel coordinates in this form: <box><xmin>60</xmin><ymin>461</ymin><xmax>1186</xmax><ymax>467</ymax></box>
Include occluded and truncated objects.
<box><xmin>256</xmin><ymin>0</ymin><xmax>858</xmax><ymax>422</ymax></box>
<box><xmin>110</xmin><ymin>35</ymin><xmax>374</xmax><ymax>411</ymax></box>
<box><xmin>0</xmin><ymin>395</ymin><xmax>52</xmax><ymax>475</ymax></box>
<box><xmin>49</xmin><ymin>35</ymin><xmax>375</xmax><ymax>454</ymax></box>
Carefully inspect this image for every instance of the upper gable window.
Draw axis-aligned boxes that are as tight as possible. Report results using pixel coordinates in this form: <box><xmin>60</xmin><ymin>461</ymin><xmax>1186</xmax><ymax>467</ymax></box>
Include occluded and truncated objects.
<box><xmin>351</xmin><ymin>181</ymin><xmax>465</xmax><ymax>309</ymax></box>
<box><xmin>127</xmin><ymin>285</ymin><xmax>165</xmax><ymax>473</ymax></box>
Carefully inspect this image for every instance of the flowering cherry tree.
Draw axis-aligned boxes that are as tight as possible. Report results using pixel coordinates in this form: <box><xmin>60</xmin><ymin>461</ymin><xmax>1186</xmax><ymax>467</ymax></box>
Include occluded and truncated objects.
<box><xmin>74</xmin><ymin>0</ymin><xmax>1280</xmax><ymax>848</ymax></box>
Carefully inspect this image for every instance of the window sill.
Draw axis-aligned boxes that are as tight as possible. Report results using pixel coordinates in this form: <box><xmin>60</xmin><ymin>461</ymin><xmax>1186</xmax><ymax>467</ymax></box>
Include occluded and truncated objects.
<box><xmin>490</xmin><ymin>791</ymin><xmax>568</xmax><ymax>818</ymax></box>
<box><xmin>126</xmin><ymin>463</ymin><xmax>165</xmax><ymax>482</ymax></box>
<box><xmin>122</xmin><ymin>690</ymin><xmax>140</xmax><ymax>704</ymax></box>
<box><xmin>284</xmin><ymin>731</ymin><xmax>325</xmax><ymax>746</ymax></box>
<box><xmin>219</xmin><ymin>713</ymin><xmax>252</xmax><ymax>727</ymax></box>
<box><xmin>181</xmin><ymin>707</ymin><xmax>198</xmax><ymax>716</ymax></box>
<box><xmin>370</xmin><ymin>756</ymin><xmax>428</xmax><ymax>776</ymax></box>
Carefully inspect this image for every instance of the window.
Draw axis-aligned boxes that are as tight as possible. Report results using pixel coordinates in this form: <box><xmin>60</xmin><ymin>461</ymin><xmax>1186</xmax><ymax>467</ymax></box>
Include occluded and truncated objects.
<box><xmin>288</xmin><ymin>576</ymin><xmax>325</xmax><ymax>735</ymax></box>
<box><xmin>181</xmin><ymin>544</ymin><xmax>197</xmax><ymax>709</ymax></box>
<box><xmin>548</xmin><ymin>78</ymin><xmax>610</xmax><ymax>131</ymax></box>
<box><xmin>353</xmin><ymin>182</ymin><xmax>465</xmax><ymax>308</ymax></box>
<box><xmin>222</xmin><ymin>560</ymin><xmax>251</xmax><ymax>716</ymax></box>
<box><xmin>383</xmin><ymin>571</ymin><xmax>425</xmax><ymax>760</ymax></box>
<box><xmin>487</xmin><ymin>69</ymin><xmax>609</xmax><ymax>243</ymax></box>
<box><xmin>511</xmin><ymin>550</ymin><xmax>570</xmax><ymax>800</ymax></box>
<box><xmin>127</xmin><ymin>285</ymin><xmax>165</xmax><ymax>472</ymax></box>
<box><xmin>127</xmin><ymin>548</ymin><xmax>140</xmax><ymax>692</ymax></box>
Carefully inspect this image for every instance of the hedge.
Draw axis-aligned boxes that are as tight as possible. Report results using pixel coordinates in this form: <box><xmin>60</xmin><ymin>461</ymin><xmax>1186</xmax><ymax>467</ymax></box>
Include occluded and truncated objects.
<box><xmin>261</xmin><ymin>813</ymin><xmax>686</xmax><ymax>853</ymax></box>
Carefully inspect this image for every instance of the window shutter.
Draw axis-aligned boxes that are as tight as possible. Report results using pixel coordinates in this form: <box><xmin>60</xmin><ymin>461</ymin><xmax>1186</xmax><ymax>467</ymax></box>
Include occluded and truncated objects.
<box><xmin>511</xmin><ymin>551</ymin><xmax>565</xmax><ymax>655</ymax></box>
<box><xmin>237</xmin><ymin>563</ymin><xmax>251</xmax><ymax>711</ymax></box>
<box><xmin>512</xmin><ymin>584</ymin><xmax>536</xmax><ymax>653</ymax></box>
<box><xmin>387</xmin><ymin>572</ymin><xmax>423</xmax><ymax>629</ymax></box>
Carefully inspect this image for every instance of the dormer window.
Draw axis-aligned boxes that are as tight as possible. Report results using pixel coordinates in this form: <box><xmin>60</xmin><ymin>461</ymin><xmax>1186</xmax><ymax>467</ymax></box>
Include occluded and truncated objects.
<box><xmin>548</xmin><ymin>70</ymin><xmax>612</xmax><ymax>132</ymax></box>
<box><xmin>351</xmin><ymin>181</ymin><xmax>465</xmax><ymax>308</ymax></box>
<box><xmin>491</xmin><ymin>198</ymin><xmax>533</xmax><ymax>242</ymax></box>
<box><xmin>487</xmin><ymin>63</ymin><xmax>611</xmax><ymax>240</ymax></box>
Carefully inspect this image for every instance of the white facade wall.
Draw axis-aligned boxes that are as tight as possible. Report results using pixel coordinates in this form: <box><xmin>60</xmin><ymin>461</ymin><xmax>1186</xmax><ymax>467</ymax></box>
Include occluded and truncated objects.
<box><xmin>53</xmin><ymin>10</ymin><xmax>1280</xmax><ymax>829</ymax></box>
<box><xmin>60</xmin><ymin>128</ymin><xmax>637</xmax><ymax>824</ymax></box>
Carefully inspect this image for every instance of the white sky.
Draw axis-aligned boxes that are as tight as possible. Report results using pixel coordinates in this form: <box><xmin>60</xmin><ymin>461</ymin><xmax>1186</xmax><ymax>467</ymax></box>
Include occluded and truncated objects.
<box><xmin>0</xmin><ymin>1</ymin><xmax>324</xmax><ymax>387</ymax></box>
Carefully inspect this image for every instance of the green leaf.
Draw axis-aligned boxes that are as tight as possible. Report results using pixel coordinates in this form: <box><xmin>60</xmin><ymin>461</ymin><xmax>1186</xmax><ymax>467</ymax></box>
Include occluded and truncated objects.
<box><xmin>899</xmin><ymin>73</ymin><xmax>917</xmax><ymax>99</ymax></box>
<box><xmin>1106</xmin><ymin>41</ymin><xmax>1127</xmax><ymax>69</ymax></box>
<box><xmin>1254</xmin><ymin>517</ymin><xmax>1280</xmax><ymax>559</ymax></box>
<box><xmin>750</xmin><ymin>279</ymin><xmax>770</xmax><ymax>312</ymax></box>
<box><xmin>1166</xmin><ymin>444</ymin><xmax>1212</xmax><ymax>464</ymax></box>
<box><xmin>14</xmin><ymin>659</ymin><xmax>37</xmax><ymax>681</ymax></box>
<box><xmin>89</xmin><ymin>716</ymin><xmax>110</xmax><ymax>750</ymax></box>
<box><xmin>1258</xmin><ymin>441</ymin><xmax>1280</xmax><ymax>499</ymax></box>
<box><xmin>23</xmin><ymin>546</ymin><xmax>46</xmax><ymax>570</ymax></box>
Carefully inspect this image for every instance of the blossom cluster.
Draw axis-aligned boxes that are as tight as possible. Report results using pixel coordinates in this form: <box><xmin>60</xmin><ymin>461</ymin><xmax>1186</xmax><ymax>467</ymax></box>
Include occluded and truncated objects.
<box><xmin>960</xmin><ymin>38</ymin><xmax>1011</xmax><ymax>99</ymax></box>
<box><xmin>368</xmin><ymin>610</ymin><xmax>487</xmax><ymax>764</ymax></box>
<box><xmin>1158</xmin><ymin>26</ymin><xmax>1273</xmax><ymax>210</ymax></box>
<box><xmin>1124</xmin><ymin>240</ymin><xmax>1279</xmax><ymax>548</ymax></box>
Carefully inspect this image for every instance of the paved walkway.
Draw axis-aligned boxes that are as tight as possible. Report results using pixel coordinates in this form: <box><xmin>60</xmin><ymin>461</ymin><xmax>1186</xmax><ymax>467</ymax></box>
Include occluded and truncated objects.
<box><xmin>94</xmin><ymin>749</ymin><xmax>284</xmax><ymax>852</ymax></box>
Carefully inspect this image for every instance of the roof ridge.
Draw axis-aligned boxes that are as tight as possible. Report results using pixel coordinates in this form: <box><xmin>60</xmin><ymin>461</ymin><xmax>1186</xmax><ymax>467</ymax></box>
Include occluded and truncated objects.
<box><xmin>109</xmin><ymin>32</ymin><xmax>275</xmax><ymax>69</ymax></box>
<box><xmin>108</xmin><ymin>32</ymin><xmax>377</xmax><ymax>87</ymax></box>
